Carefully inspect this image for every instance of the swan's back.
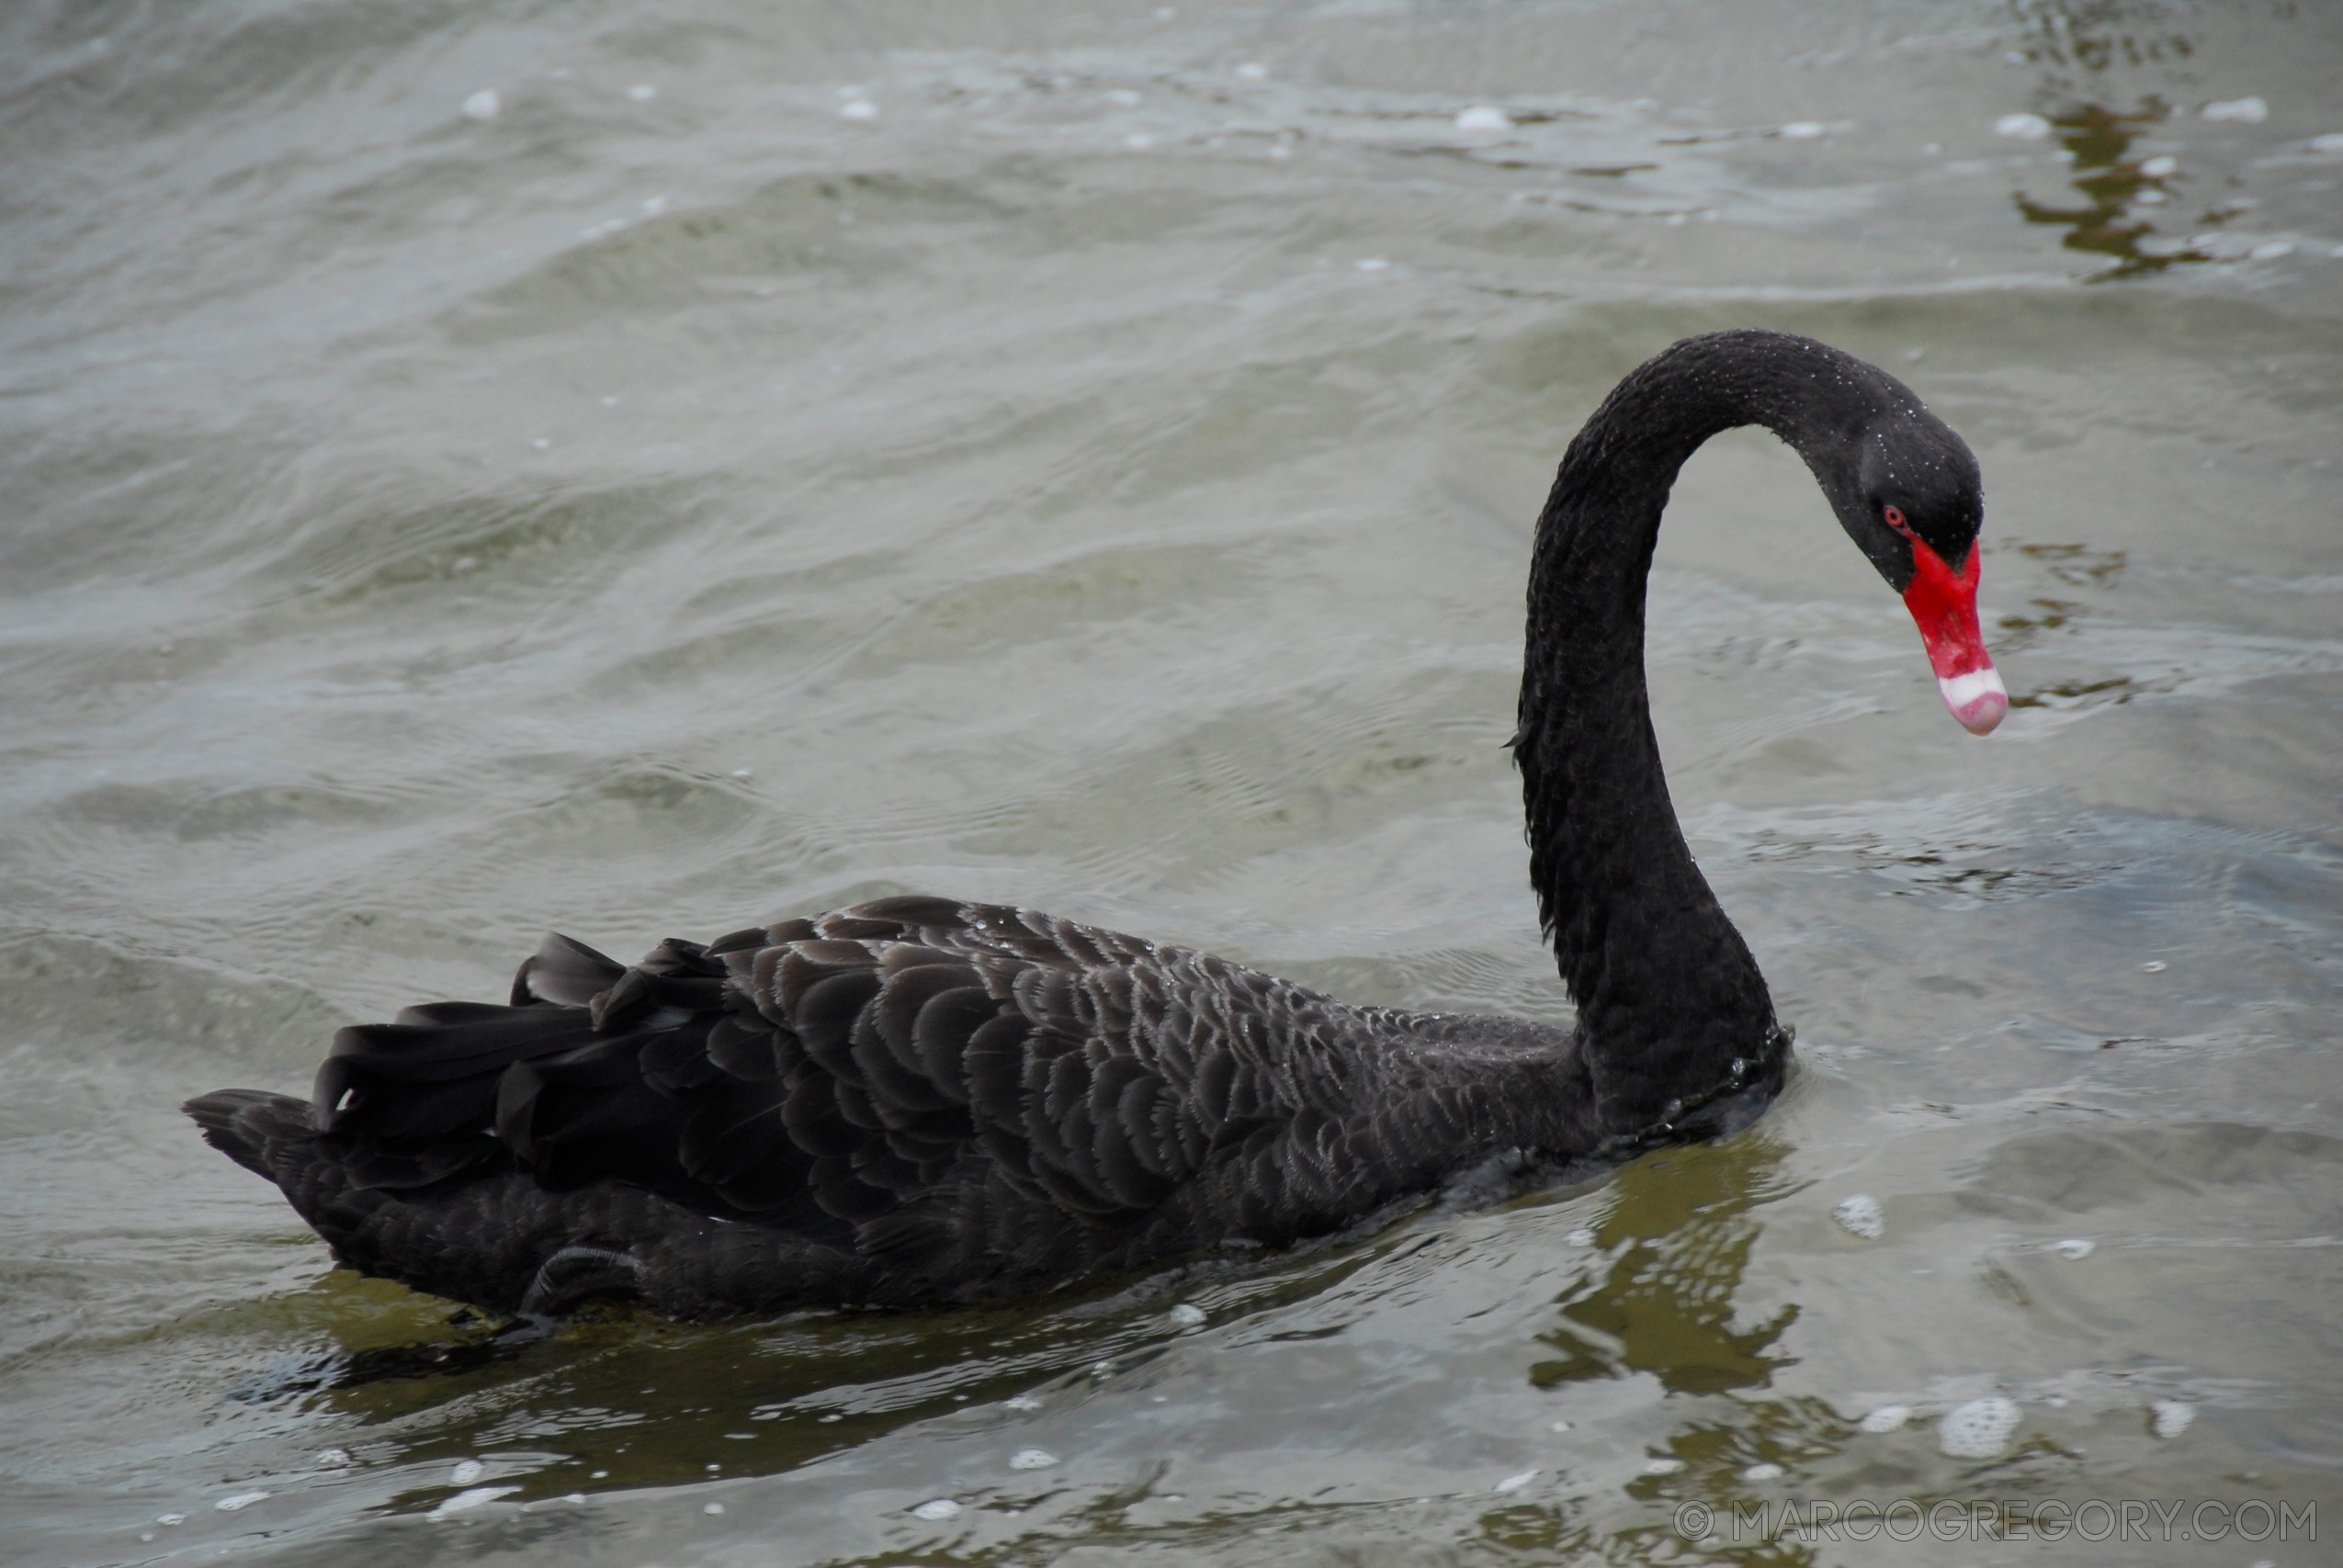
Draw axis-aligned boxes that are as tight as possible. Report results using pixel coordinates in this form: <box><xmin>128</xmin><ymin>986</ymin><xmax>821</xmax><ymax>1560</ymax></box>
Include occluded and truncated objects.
<box><xmin>189</xmin><ymin>895</ymin><xmax>1575</xmax><ymax>1318</ymax></box>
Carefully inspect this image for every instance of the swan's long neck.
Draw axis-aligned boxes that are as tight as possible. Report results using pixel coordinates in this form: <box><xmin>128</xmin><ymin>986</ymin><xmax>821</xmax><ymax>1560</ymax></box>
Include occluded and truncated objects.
<box><xmin>1516</xmin><ymin>333</ymin><xmax>1886</xmax><ymax>1136</ymax></box>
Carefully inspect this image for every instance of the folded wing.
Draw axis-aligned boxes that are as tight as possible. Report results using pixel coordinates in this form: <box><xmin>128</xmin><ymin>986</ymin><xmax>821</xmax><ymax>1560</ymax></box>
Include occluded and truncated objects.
<box><xmin>305</xmin><ymin>894</ymin><xmax>1307</xmax><ymax>1288</ymax></box>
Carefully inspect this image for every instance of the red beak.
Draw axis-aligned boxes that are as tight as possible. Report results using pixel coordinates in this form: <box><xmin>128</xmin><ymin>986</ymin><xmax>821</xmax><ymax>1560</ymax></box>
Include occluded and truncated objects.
<box><xmin>1904</xmin><ymin>536</ymin><xmax>2007</xmax><ymax>736</ymax></box>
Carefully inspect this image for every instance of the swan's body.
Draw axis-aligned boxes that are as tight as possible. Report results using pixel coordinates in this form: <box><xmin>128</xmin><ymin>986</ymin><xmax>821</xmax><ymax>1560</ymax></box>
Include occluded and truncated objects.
<box><xmin>192</xmin><ymin>900</ymin><xmax>1683</xmax><ymax>1318</ymax></box>
<box><xmin>189</xmin><ymin>330</ymin><xmax>2002</xmax><ymax>1321</ymax></box>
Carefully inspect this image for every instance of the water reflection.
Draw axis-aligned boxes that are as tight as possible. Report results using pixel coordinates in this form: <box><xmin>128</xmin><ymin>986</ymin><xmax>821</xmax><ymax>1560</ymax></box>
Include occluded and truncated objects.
<box><xmin>1495</xmin><ymin>1137</ymin><xmax>1858</xmax><ymax>1563</ymax></box>
<box><xmin>2003</xmin><ymin>0</ymin><xmax>2198</xmax><ymax>78</ymax></box>
<box><xmin>1531</xmin><ymin>1135</ymin><xmax>1797</xmax><ymax>1397</ymax></box>
<box><xmin>238</xmin><ymin>1134</ymin><xmax>1820</xmax><ymax>1530</ymax></box>
<box><xmin>2011</xmin><ymin>101</ymin><xmax>2213</xmax><ymax>278</ymax></box>
<box><xmin>234</xmin><ymin>1232</ymin><xmax>1409</xmax><ymax>1514</ymax></box>
<box><xmin>208</xmin><ymin>1280</ymin><xmax>1119</xmax><ymax>1507</ymax></box>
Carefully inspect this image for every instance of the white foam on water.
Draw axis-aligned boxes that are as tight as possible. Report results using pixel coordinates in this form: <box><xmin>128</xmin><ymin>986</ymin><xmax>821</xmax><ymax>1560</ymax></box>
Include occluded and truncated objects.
<box><xmin>912</xmin><ymin>1497</ymin><xmax>964</xmax><ymax>1520</ymax></box>
<box><xmin>1938</xmin><ymin>1397</ymin><xmax>2021</xmax><ymax>1459</ymax></box>
<box><xmin>2053</xmin><ymin>1238</ymin><xmax>2095</xmax><ymax>1259</ymax></box>
<box><xmin>1832</xmin><ymin>1194</ymin><xmax>1884</xmax><ymax>1239</ymax></box>
<box><xmin>450</xmin><ymin>1459</ymin><xmax>485</xmax><ymax>1485</ymax></box>
<box><xmin>1859</xmin><ymin>1404</ymin><xmax>1911</xmax><ymax>1433</ymax></box>
<box><xmin>2152</xmin><ymin>1399</ymin><xmax>2195</xmax><ymax>1438</ymax></box>
<box><xmin>1995</xmin><ymin>113</ymin><xmax>2051</xmax><ymax>140</ymax></box>
<box><xmin>1009</xmin><ymin>1448</ymin><xmax>1059</xmax><ymax>1470</ymax></box>
<box><xmin>1780</xmin><ymin>121</ymin><xmax>1828</xmax><ymax>139</ymax></box>
<box><xmin>2203</xmin><ymin>96</ymin><xmax>2269</xmax><ymax>123</ymax></box>
<box><xmin>430</xmin><ymin>1485</ymin><xmax>520</xmax><ymax>1517</ymax></box>
<box><xmin>1742</xmin><ymin>1462</ymin><xmax>1783</xmax><ymax>1482</ymax></box>
<box><xmin>2141</xmin><ymin>154</ymin><xmax>2179</xmax><ymax>177</ymax></box>
<box><xmin>214</xmin><ymin>1492</ymin><xmax>270</xmax><ymax>1512</ymax></box>
<box><xmin>841</xmin><ymin>99</ymin><xmax>877</xmax><ymax>120</ymax></box>
<box><xmin>461</xmin><ymin>90</ymin><xmax>501</xmax><ymax>122</ymax></box>
<box><xmin>1456</xmin><ymin>106</ymin><xmax>1511</xmax><ymax>132</ymax></box>
<box><xmin>1169</xmin><ymin>1303</ymin><xmax>1206</xmax><ymax>1326</ymax></box>
<box><xmin>1642</xmin><ymin>1458</ymin><xmax>1683</xmax><ymax>1475</ymax></box>
<box><xmin>626</xmin><ymin>84</ymin><xmax>657</xmax><ymax>102</ymax></box>
<box><xmin>703</xmin><ymin>1502</ymin><xmax>724</xmax><ymax>1515</ymax></box>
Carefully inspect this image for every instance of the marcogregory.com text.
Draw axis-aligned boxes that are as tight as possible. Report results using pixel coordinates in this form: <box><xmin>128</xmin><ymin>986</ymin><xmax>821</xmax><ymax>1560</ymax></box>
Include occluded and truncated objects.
<box><xmin>1672</xmin><ymin>1496</ymin><xmax>2315</xmax><ymax>1545</ymax></box>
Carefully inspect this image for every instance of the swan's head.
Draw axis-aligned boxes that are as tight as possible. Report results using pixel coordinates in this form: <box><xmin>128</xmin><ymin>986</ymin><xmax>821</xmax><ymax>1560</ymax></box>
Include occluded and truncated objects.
<box><xmin>1838</xmin><ymin>410</ymin><xmax>2006</xmax><ymax>737</ymax></box>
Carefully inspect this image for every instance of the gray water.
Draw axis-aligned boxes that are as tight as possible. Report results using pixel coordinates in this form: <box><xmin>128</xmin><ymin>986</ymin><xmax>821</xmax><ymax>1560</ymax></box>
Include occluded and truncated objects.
<box><xmin>4</xmin><ymin>2</ymin><xmax>2340</xmax><ymax>1564</ymax></box>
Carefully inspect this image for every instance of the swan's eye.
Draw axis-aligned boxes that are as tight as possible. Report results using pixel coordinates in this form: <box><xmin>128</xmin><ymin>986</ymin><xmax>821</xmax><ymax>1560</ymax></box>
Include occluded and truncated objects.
<box><xmin>1882</xmin><ymin>503</ymin><xmax>1914</xmax><ymax>538</ymax></box>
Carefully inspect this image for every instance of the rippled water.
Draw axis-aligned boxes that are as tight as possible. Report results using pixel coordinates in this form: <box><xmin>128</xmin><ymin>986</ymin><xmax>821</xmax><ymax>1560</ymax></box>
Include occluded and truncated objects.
<box><xmin>5</xmin><ymin>2</ymin><xmax>2340</xmax><ymax>1564</ymax></box>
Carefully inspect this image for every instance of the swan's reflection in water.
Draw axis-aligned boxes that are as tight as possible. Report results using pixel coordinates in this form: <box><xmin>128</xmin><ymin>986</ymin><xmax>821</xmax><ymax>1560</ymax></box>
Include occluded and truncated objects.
<box><xmin>1491</xmin><ymin>1136</ymin><xmax>1856</xmax><ymax>1563</ymax></box>
<box><xmin>1999</xmin><ymin>2</ymin><xmax>2221</xmax><ymax>277</ymax></box>
<box><xmin>1533</xmin><ymin>1135</ymin><xmax>1798</xmax><ymax>1397</ymax></box>
<box><xmin>289</xmin><ymin>1281</ymin><xmax>1194</xmax><ymax>1505</ymax></box>
<box><xmin>2013</xmin><ymin>101</ymin><xmax>2217</xmax><ymax>279</ymax></box>
<box><xmin>255</xmin><ymin>1132</ymin><xmax>1828</xmax><ymax>1537</ymax></box>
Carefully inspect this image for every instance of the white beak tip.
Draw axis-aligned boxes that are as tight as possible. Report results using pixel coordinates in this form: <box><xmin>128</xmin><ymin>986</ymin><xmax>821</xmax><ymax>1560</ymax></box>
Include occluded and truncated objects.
<box><xmin>1939</xmin><ymin>668</ymin><xmax>2009</xmax><ymax>736</ymax></box>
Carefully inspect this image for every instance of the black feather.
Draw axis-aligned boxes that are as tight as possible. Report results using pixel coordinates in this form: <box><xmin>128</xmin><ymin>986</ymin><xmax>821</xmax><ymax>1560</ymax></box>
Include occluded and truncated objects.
<box><xmin>794</xmin><ymin>968</ymin><xmax>881</xmax><ymax>1083</ymax></box>
<box><xmin>511</xmin><ymin>931</ymin><xmax>626</xmax><ymax>1007</ymax></box>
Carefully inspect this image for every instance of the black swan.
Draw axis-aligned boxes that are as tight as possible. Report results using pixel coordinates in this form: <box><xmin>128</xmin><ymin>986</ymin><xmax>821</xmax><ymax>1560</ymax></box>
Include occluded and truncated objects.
<box><xmin>187</xmin><ymin>330</ymin><xmax>2006</xmax><ymax>1322</ymax></box>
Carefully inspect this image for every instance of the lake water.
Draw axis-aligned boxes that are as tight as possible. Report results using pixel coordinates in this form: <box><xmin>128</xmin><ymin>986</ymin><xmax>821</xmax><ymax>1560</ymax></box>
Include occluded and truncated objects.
<box><xmin>4</xmin><ymin>2</ymin><xmax>2339</xmax><ymax>1564</ymax></box>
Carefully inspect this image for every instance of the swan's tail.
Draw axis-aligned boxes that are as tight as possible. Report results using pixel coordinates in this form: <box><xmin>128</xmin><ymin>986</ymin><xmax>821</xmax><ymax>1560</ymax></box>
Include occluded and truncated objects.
<box><xmin>185</xmin><ymin>1088</ymin><xmax>319</xmax><ymax>1183</ymax></box>
<box><xmin>186</xmin><ymin>1083</ymin><xmax>627</xmax><ymax>1314</ymax></box>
